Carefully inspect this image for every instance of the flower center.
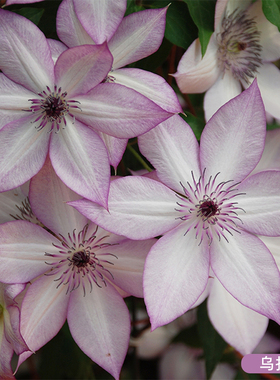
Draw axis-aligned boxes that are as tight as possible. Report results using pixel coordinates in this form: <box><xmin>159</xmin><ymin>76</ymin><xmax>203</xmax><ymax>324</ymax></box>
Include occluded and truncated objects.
<box><xmin>176</xmin><ymin>171</ymin><xmax>245</xmax><ymax>244</ymax></box>
<box><xmin>216</xmin><ymin>9</ymin><xmax>262</xmax><ymax>83</ymax></box>
<box><xmin>197</xmin><ymin>198</ymin><xmax>219</xmax><ymax>219</ymax></box>
<box><xmin>27</xmin><ymin>85</ymin><xmax>80</xmax><ymax>132</ymax></box>
<box><xmin>45</xmin><ymin>225</ymin><xmax>118</xmax><ymax>295</ymax></box>
<box><xmin>70</xmin><ymin>249</ymin><xmax>91</xmax><ymax>268</ymax></box>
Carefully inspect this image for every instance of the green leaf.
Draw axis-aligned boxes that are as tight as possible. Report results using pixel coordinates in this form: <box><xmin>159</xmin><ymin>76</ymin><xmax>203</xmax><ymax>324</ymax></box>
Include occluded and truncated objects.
<box><xmin>13</xmin><ymin>7</ymin><xmax>44</xmax><ymax>25</ymax></box>
<box><xmin>172</xmin><ymin>324</ymin><xmax>202</xmax><ymax>348</ymax></box>
<box><xmin>197</xmin><ymin>300</ymin><xmax>228</xmax><ymax>379</ymax></box>
<box><xmin>183</xmin><ymin>0</ymin><xmax>216</xmax><ymax>56</ymax></box>
<box><xmin>262</xmin><ymin>0</ymin><xmax>280</xmax><ymax>32</ymax></box>
<box><xmin>148</xmin><ymin>0</ymin><xmax>197</xmax><ymax>49</ymax></box>
<box><xmin>125</xmin><ymin>0</ymin><xmax>145</xmax><ymax>16</ymax></box>
<box><xmin>38</xmin><ymin>323</ymin><xmax>97</xmax><ymax>379</ymax></box>
<box><xmin>180</xmin><ymin>112</ymin><xmax>205</xmax><ymax>141</ymax></box>
<box><xmin>165</xmin><ymin>1</ymin><xmax>198</xmax><ymax>49</ymax></box>
<box><xmin>267</xmin><ymin>122</ymin><xmax>280</xmax><ymax>130</ymax></box>
<box><xmin>234</xmin><ymin>368</ymin><xmax>261</xmax><ymax>380</ymax></box>
<box><xmin>130</xmin><ymin>37</ymin><xmax>173</xmax><ymax>72</ymax></box>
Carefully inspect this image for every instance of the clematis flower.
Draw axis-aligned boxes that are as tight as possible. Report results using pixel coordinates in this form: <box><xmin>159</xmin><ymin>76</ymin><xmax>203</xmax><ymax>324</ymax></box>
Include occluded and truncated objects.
<box><xmin>0</xmin><ymin>157</ymin><xmax>155</xmax><ymax>379</ymax></box>
<box><xmin>174</xmin><ymin>0</ymin><xmax>280</xmax><ymax>121</ymax></box>
<box><xmin>0</xmin><ymin>9</ymin><xmax>172</xmax><ymax>206</ymax></box>
<box><xmin>207</xmin><ymin>275</ymin><xmax>268</xmax><ymax>355</ymax></box>
<box><xmin>56</xmin><ymin>0</ymin><xmax>182</xmax><ymax>168</ymax></box>
<box><xmin>0</xmin><ymin>283</ymin><xmax>29</xmax><ymax>380</ymax></box>
<box><xmin>70</xmin><ymin>81</ymin><xmax>280</xmax><ymax>330</ymax></box>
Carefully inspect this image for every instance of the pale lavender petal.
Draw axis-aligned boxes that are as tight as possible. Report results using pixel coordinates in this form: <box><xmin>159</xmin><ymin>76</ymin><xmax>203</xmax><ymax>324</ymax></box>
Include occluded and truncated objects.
<box><xmin>1</xmin><ymin>283</ymin><xmax>28</xmax><ymax>355</ymax></box>
<box><xmin>138</xmin><ymin>115</ymin><xmax>200</xmax><ymax>194</ymax></box>
<box><xmin>210</xmin><ymin>231</ymin><xmax>280</xmax><ymax>324</ymax></box>
<box><xmin>248</xmin><ymin>0</ymin><xmax>280</xmax><ymax>62</ymax></box>
<box><xmin>30</xmin><ymin>156</ymin><xmax>87</xmax><ymax>237</ymax></box>
<box><xmin>0</xmin><ymin>73</ymin><xmax>33</xmax><ymax>130</ymax></box>
<box><xmin>74</xmin><ymin>83</ymin><xmax>172</xmax><ymax>138</ymax></box>
<box><xmin>208</xmin><ymin>278</ymin><xmax>268</xmax><ymax>355</ymax></box>
<box><xmin>57</xmin><ymin>0</ymin><xmax>94</xmax><ymax>48</ymax></box>
<box><xmin>100</xmin><ymin>238</ymin><xmax>155</xmax><ymax>298</ymax></box>
<box><xmin>0</xmin><ymin>118</ymin><xmax>50</xmax><ymax>192</ymax></box>
<box><xmin>96</xmin><ymin>132</ymin><xmax>127</xmax><ymax>169</ymax></box>
<box><xmin>4</xmin><ymin>305</ymin><xmax>29</xmax><ymax>355</ymax></box>
<box><xmin>73</xmin><ymin>0</ymin><xmax>126</xmax><ymax>44</ymax></box>
<box><xmin>200</xmin><ymin>80</ymin><xmax>265</xmax><ymax>183</ymax></box>
<box><xmin>0</xmin><ymin>187</ymin><xmax>28</xmax><ymax>224</ymax></box>
<box><xmin>55</xmin><ymin>43</ymin><xmax>112</xmax><ymax>97</ymax></box>
<box><xmin>252</xmin><ymin>129</ymin><xmax>280</xmax><ymax>174</ymax></box>
<box><xmin>112</xmin><ymin>68</ymin><xmax>182</xmax><ymax>113</ymax></box>
<box><xmin>144</xmin><ymin>224</ymin><xmax>210</xmax><ymax>330</ymax></box>
<box><xmin>0</xmin><ymin>9</ymin><xmax>54</xmax><ymax>92</ymax></box>
<box><xmin>68</xmin><ymin>282</ymin><xmax>130</xmax><ymax>379</ymax></box>
<box><xmin>19</xmin><ymin>275</ymin><xmax>69</xmax><ymax>360</ymax></box>
<box><xmin>109</xmin><ymin>7</ymin><xmax>167</xmax><ymax>69</ymax></box>
<box><xmin>0</xmin><ymin>332</ymin><xmax>14</xmax><ymax>380</ymax></box>
<box><xmin>0</xmin><ymin>221</ymin><xmax>56</xmax><ymax>283</ymax></box>
<box><xmin>50</xmin><ymin>118</ymin><xmax>110</xmax><ymax>207</ymax></box>
<box><xmin>47</xmin><ymin>38</ymin><xmax>67</xmax><ymax>64</ymax></box>
<box><xmin>174</xmin><ymin>35</ymin><xmax>220</xmax><ymax>94</ymax></box>
<box><xmin>70</xmin><ymin>176</ymin><xmax>180</xmax><ymax>240</ymax></box>
<box><xmin>215</xmin><ymin>0</ymin><xmax>251</xmax><ymax>32</ymax></box>
<box><xmin>237</xmin><ymin>171</ymin><xmax>280</xmax><ymax>236</ymax></box>
<box><xmin>257</xmin><ymin>63</ymin><xmax>280</xmax><ymax>120</ymax></box>
<box><xmin>203</xmin><ymin>71</ymin><xmax>242</xmax><ymax>121</ymax></box>
<box><xmin>259</xmin><ymin>236</ymin><xmax>280</xmax><ymax>269</ymax></box>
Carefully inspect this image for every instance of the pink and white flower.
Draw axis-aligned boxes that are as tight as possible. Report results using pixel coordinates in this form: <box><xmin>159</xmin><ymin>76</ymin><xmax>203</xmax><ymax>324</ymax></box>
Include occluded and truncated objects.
<box><xmin>0</xmin><ymin>158</ymin><xmax>155</xmax><ymax>379</ymax></box>
<box><xmin>174</xmin><ymin>0</ymin><xmax>280</xmax><ymax>121</ymax></box>
<box><xmin>56</xmin><ymin>0</ymin><xmax>182</xmax><ymax>167</ymax></box>
<box><xmin>71</xmin><ymin>81</ymin><xmax>280</xmax><ymax>330</ymax></box>
<box><xmin>0</xmin><ymin>9</ymin><xmax>172</xmax><ymax>206</ymax></box>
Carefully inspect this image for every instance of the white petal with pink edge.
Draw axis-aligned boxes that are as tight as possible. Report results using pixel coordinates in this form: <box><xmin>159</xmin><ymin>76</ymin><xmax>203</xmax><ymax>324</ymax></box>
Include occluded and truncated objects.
<box><xmin>30</xmin><ymin>156</ymin><xmax>87</xmax><ymax>238</ymax></box>
<box><xmin>248</xmin><ymin>0</ymin><xmax>280</xmax><ymax>62</ymax></box>
<box><xmin>70</xmin><ymin>176</ymin><xmax>180</xmax><ymax>240</ymax></box>
<box><xmin>203</xmin><ymin>71</ymin><xmax>242</xmax><ymax>121</ymax></box>
<box><xmin>57</xmin><ymin>0</ymin><xmax>94</xmax><ymax>48</ymax></box>
<box><xmin>109</xmin><ymin>7</ymin><xmax>167</xmax><ymax>70</ymax></box>
<box><xmin>74</xmin><ymin>83</ymin><xmax>172</xmax><ymax>138</ymax></box>
<box><xmin>201</xmin><ymin>80</ymin><xmax>265</xmax><ymax>183</ymax></box>
<box><xmin>73</xmin><ymin>0</ymin><xmax>126</xmax><ymax>45</ymax></box>
<box><xmin>96</xmin><ymin>132</ymin><xmax>127</xmax><ymax>169</ymax></box>
<box><xmin>0</xmin><ymin>117</ymin><xmax>50</xmax><ymax>192</ymax></box>
<box><xmin>210</xmin><ymin>230</ymin><xmax>280</xmax><ymax>324</ymax></box>
<box><xmin>0</xmin><ymin>9</ymin><xmax>54</xmax><ymax>92</ymax></box>
<box><xmin>55</xmin><ymin>43</ymin><xmax>112</xmax><ymax>98</ymax></box>
<box><xmin>208</xmin><ymin>277</ymin><xmax>268</xmax><ymax>355</ymax></box>
<box><xmin>236</xmin><ymin>170</ymin><xmax>280</xmax><ymax>236</ymax></box>
<box><xmin>174</xmin><ymin>35</ymin><xmax>220</xmax><ymax>94</ymax></box>
<box><xmin>144</xmin><ymin>224</ymin><xmax>210</xmax><ymax>330</ymax></box>
<box><xmin>102</xmin><ymin>238</ymin><xmax>155</xmax><ymax>298</ymax></box>
<box><xmin>112</xmin><ymin>68</ymin><xmax>182</xmax><ymax>113</ymax></box>
<box><xmin>0</xmin><ymin>221</ymin><xmax>56</xmax><ymax>284</ymax></box>
<box><xmin>138</xmin><ymin>115</ymin><xmax>200</xmax><ymax>194</ymax></box>
<box><xmin>68</xmin><ymin>282</ymin><xmax>130</xmax><ymax>379</ymax></box>
<box><xmin>257</xmin><ymin>63</ymin><xmax>280</xmax><ymax>120</ymax></box>
<box><xmin>0</xmin><ymin>73</ymin><xmax>34</xmax><ymax>130</ymax></box>
<box><xmin>18</xmin><ymin>275</ymin><xmax>69</xmax><ymax>367</ymax></box>
<box><xmin>50</xmin><ymin>118</ymin><xmax>110</xmax><ymax>207</ymax></box>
